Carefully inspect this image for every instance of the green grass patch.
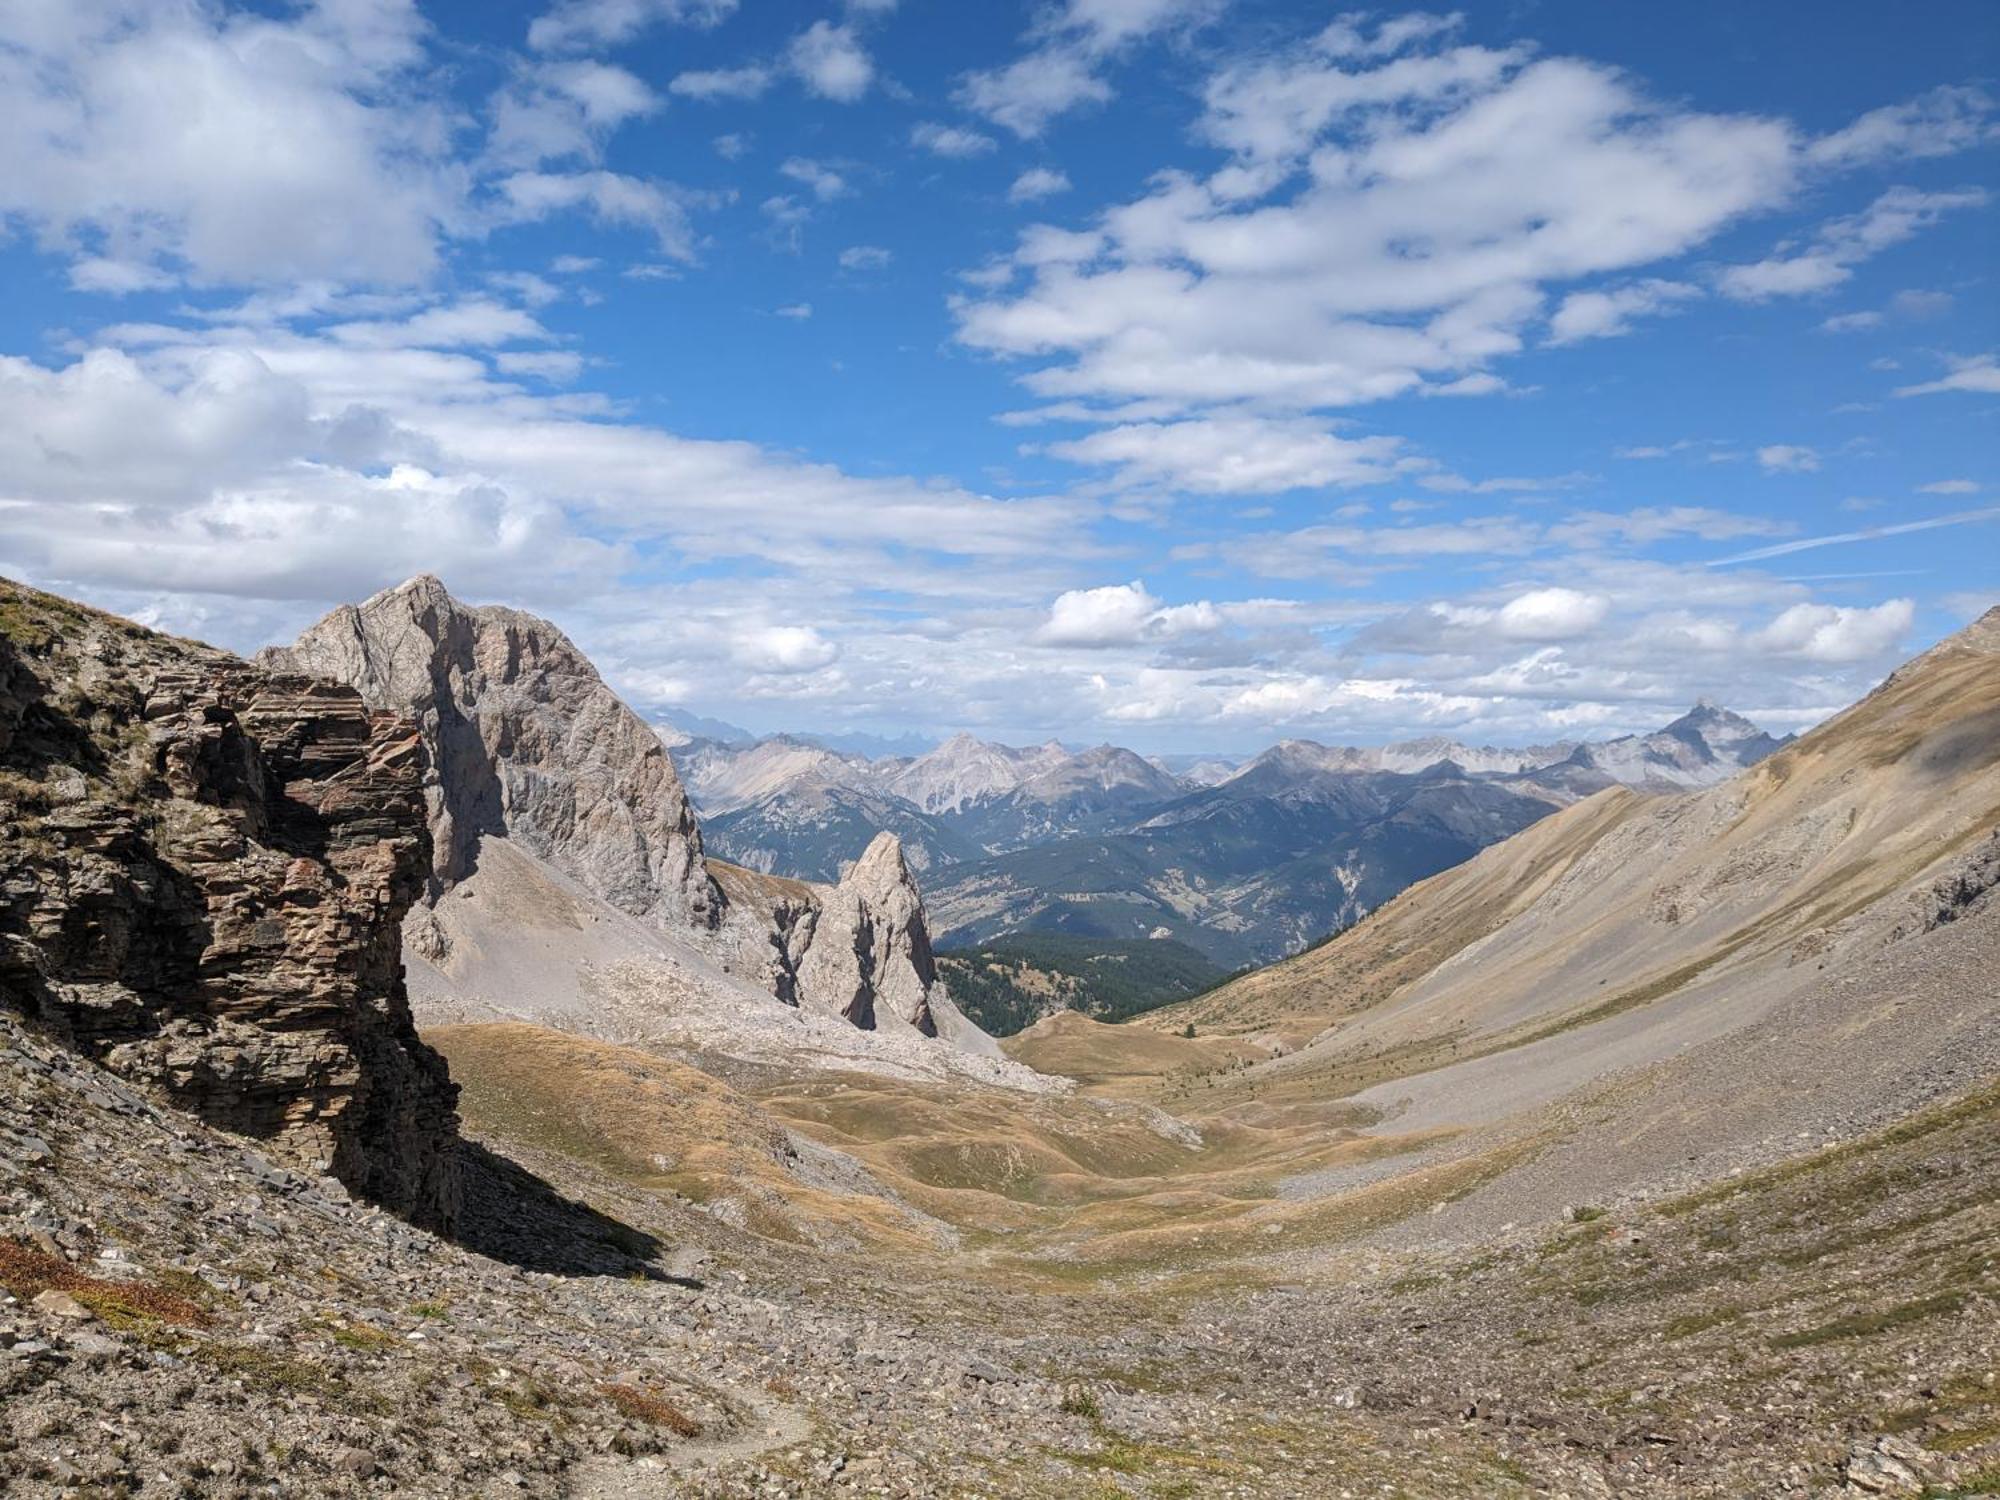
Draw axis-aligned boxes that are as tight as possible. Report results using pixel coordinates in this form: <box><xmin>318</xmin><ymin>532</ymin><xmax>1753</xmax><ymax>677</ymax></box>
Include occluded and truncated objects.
<box><xmin>0</xmin><ymin>1239</ymin><xmax>213</xmax><ymax>1331</ymax></box>
<box><xmin>1662</xmin><ymin>1085</ymin><xmax>2000</xmax><ymax>1220</ymax></box>
<box><xmin>1663</xmin><ymin>1306</ymin><xmax>1743</xmax><ymax>1340</ymax></box>
<box><xmin>192</xmin><ymin>1340</ymin><xmax>391</xmax><ymax>1414</ymax></box>
<box><xmin>1770</xmin><ymin>1291</ymin><xmax>1968</xmax><ymax>1349</ymax></box>
<box><xmin>327</xmin><ymin>1323</ymin><xmax>399</xmax><ymax>1352</ymax></box>
<box><xmin>1926</xmin><ymin>1466</ymin><xmax>2000</xmax><ymax>1499</ymax></box>
<box><xmin>1059</xmin><ymin>1387</ymin><xmax>1102</xmax><ymax>1420</ymax></box>
<box><xmin>0</xmin><ymin>596</ymin><xmax>60</xmax><ymax>650</ymax></box>
<box><xmin>1052</xmin><ymin>1435</ymin><xmax>1145</xmax><ymax>1475</ymax></box>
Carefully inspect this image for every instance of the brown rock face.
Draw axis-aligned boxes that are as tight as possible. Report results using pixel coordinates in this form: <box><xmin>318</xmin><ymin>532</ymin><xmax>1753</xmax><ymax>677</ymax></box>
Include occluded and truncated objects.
<box><xmin>0</xmin><ymin>581</ymin><xmax>460</xmax><ymax>1229</ymax></box>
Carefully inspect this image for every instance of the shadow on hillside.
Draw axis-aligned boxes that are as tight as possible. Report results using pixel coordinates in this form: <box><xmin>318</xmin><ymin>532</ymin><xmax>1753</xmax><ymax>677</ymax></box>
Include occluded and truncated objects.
<box><xmin>451</xmin><ymin>1141</ymin><xmax>701</xmax><ymax>1286</ymax></box>
<box><xmin>1909</xmin><ymin>705</ymin><xmax>2000</xmax><ymax>786</ymax></box>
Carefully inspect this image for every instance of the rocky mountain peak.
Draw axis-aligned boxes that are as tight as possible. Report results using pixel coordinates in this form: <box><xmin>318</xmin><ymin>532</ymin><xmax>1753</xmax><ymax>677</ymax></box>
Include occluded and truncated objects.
<box><xmin>1569</xmin><ymin>702</ymin><xmax>1785</xmax><ymax>788</ymax></box>
<box><xmin>390</xmin><ymin>571</ymin><xmax>451</xmax><ymax>606</ymax></box>
<box><xmin>266</xmin><ymin>578</ymin><xmax>976</xmax><ymax>1056</ymax></box>
<box><xmin>845</xmin><ymin>830</ymin><xmax>917</xmax><ymax>899</ymax></box>
<box><xmin>1947</xmin><ymin>605</ymin><xmax>2000</xmax><ymax>653</ymax></box>
<box><xmin>1017</xmin><ymin>743</ymin><xmax>1180</xmax><ymax>798</ymax></box>
<box><xmin>1674</xmin><ymin>702</ymin><xmax>1786</xmax><ymax>759</ymax></box>
<box><xmin>261</xmin><ymin>575</ymin><xmax>721</xmax><ymax>931</ymax></box>
<box><xmin>1234</xmin><ymin>739</ymin><xmax>1373</xmax><ymax>779</ymax></box>
<box><xmin>780</xmin><ymin>831</ymin><xmax>938</xmax><ymax>1036</ymax></box>
<box><xmin>890</xmin><ymin>732</ymin><xmax>1055</xmax><ymax>813</ymax></box>
<box><xmin>1414</xmin><ymin>757</ymin><xmax>1469</xmax><ymax>781</ymax></box>
<box><xmin>1666</xmin><ymin>700</ymin><xmax>1763</xmax><ymax>738</ymax></box>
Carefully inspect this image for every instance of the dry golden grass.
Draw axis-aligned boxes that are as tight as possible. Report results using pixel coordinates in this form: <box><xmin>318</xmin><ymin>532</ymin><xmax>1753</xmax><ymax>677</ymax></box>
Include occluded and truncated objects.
<box><xmin>1020</xmin><ymin>1136</ymin><xmax>1539</xmax><ymax>1279</ymax></box>
<box><xmin>0</xmin><ymin>1238</ymin><xmax>213</xmax><ymax>1329</ymax></box>
<box><xmin>598</xmin><ymin>1382</ymin><xmax>702</xmax><ymax>1436</ymax></box>
<box><xmin>708</xmin><ymin>859</ymin><xmax>816</xmax><ymax>907</ymax></box>
<box><xmin>432</xmin><ymin>1023</ymin><xmax>948</xmax><ymax>1254</ymax></box>
<box><xmin>749</xmin><ymin>1056</ymin><xmax>1483</xmax><ymax>1289</ymax></box>
<box><xmin>431</xmin><ymin>1018</ymin><xmax>1461</xmax><ymax>1287</ymax></box>
<box><xmin>999</xmin><ymin>1010</ymin><xmax>1261</xmax><ymax>1096</ymax></box>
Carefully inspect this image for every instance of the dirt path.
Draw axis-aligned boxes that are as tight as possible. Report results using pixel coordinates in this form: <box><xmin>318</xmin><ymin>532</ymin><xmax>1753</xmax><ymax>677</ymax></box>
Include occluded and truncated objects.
<box><xmin>563</xmin><ymin>1377</ymin><xmax>815</xmax><ymax>1496</ymax></box>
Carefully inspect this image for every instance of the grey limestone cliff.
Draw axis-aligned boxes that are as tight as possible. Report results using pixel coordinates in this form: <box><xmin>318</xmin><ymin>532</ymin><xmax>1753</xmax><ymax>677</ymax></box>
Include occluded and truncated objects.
<box><xmin>259</xmin><ymin>574</ymin><xmax>721</xmax><ymax>931</ymax></box>
<box><xmin>265</xmin><ymin>577</ymin><xmax>961</xmax><ymax>1046</ymax></box>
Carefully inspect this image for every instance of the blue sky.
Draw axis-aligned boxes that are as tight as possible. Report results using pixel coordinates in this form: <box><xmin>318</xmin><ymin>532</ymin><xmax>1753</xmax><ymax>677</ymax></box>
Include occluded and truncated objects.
<box><xmin>0</xmin><ymin>0</ymin><xmax>1994</xmax><ymax>751</ymax></box>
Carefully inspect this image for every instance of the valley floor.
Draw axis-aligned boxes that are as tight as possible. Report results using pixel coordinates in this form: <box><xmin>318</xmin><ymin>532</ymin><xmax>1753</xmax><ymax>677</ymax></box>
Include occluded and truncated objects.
<box><xmin>3</xmin><ymin>995</ymin><xmax>1996</xmax><ymax>1500</ymax></box>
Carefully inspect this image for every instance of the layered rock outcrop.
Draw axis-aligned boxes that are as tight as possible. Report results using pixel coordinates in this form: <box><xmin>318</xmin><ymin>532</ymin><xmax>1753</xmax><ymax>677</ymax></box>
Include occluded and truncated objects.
<box><xmin>266</xmin><ymin>577</ymin><xmax>959</xmax><ymax>1043</ymax></box>
<box><xmin>0</xmin><ymin>580</ymin><xmax>460</xmax><ymax>1228</ymax></box>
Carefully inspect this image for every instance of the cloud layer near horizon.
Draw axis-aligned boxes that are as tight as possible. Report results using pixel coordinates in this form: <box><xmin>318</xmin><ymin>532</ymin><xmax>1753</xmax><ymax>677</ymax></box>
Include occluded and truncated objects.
<box><xmin>0</xmin><ymin>1</ymin><xmax>1993</xmax><ymax>749</ymax></box>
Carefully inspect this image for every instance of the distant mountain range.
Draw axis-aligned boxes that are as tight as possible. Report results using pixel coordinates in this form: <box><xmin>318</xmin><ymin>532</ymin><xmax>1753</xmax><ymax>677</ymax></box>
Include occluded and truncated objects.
<box><xmin>668</xmin><ymin>704</ymin><xmax>1792</xmax><ymax>966</ymax></box>
<box><xmin>650</xmin><ymin>705</ymin><xmax>756</xmax><ymax>747</ymax></box>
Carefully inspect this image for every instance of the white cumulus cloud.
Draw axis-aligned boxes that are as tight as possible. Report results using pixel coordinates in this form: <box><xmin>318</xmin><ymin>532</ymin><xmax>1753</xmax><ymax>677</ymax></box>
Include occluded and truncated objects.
<box><xmin>1806</xmin><ymin>85</ymin><xmax>2000</xmax><ymax>169</ymax></box>
<box><xmin>1009</xmin><ymin>167</ymin><xmax>1073</xmax><ymax>203</ymax></box>
<box><xmin>528</xmin><ymin>0</ymin><xmax>738</xmax><ymax>53</ymax></box>
<box><xmin>737</xmin><ymin>624</ymin><xmax>840</xmax><ymax>673</ymax></box>
<box><xmin>780</xmin><ymin>158</ymin><xmax>850</xmax><ymax>202</ymax></box>
<box><xmin>1895</xmin><ymin>353</ymin><xmax>2000</xmax><ymax>398</ymax></box>
<box><xmin>1547</xmin><ymin>281</ymin><xmax>1698</xmax><ymax>345</ymax></box>
<box><xmin>1757</xmin><ymin>444</ymin><xmax>1821</xmax><ymax>473</ymax></box>
<box><xmin>1718</xmin><ymin>187</ymin><xmax>1987</xmax><ymax>301</ymax></box>
<box><xmin>670</xmin><ymin>65</ymin><xmax>773</xmax><ymax>101</ymax></box>
<box><xmin>958</xmin><ymin>0</ymin><xmax>1218</xmax><ymax>137</ymax></box>
<box><xmin>839</xmin><ymin>245</ymin><xmax>893</xmax><ymax>271</ymax></box>
<box><xmin>789</xmin><ymin>21</ymin><xmax>873</xmax><ymax>102</ymax></box>
<box><xmin>912</xmin><ymin>122</ymin><xmax>998</xmax><ymax>158</ymax></box>
<box><xmin>1496</xmin><ymin>587</ymin><xmax>1611</xmax><ymax>640</ymax></box>
<box><xmin>1037</xmin><ymin>580</ymin><xmax>1164</xmax><ymax>645</ymax></box>
<box><xmin>1035</xmin><ymin>579</ymin><xmax>1235</xmax><ymax>647</ymax></box>
<box><xmin>1046</xmin><ymin>416</ymin><xmax>1404</xmax><ymax>495</ymax></box>
<box><xmin>1751</xmin><ymin>600</ymin><xmax>1913</xmax><ymax>663</ymax></box>
<box><xmin>0</xmin><ymin>1</ymin><xmax>452</xmax><ymax>287</ymax></box>
<box><xmin>957</xmin><ymin>36</ymin><xmax>1799</xmax><ymax>425</ymax></box>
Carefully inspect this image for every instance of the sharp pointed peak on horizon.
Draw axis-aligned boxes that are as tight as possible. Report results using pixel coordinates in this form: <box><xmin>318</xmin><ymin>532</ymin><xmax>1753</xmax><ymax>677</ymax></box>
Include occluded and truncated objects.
<box><xmin>378</xmin><ymin>572</ymin><xmax>451</xmax><ymax>602</ymax></box>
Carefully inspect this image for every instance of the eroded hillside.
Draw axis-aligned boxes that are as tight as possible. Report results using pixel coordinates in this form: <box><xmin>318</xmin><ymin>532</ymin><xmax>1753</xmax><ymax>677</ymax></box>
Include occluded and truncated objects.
<box><xmin>2</xmin><ymin>581</ymin><xmax>1996</xmax><ymax>1499</ymax></box>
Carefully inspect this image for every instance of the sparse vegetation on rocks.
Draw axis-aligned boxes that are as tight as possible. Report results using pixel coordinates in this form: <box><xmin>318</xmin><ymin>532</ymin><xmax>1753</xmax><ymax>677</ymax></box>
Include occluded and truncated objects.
<box><xmin>2</xmin><ymin>579</ymin><xmax>1996</xmax><ymax>1497</ymax></box>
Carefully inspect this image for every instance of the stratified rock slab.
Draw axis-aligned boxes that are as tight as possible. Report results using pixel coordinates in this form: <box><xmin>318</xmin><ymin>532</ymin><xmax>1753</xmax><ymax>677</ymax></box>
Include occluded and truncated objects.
<box><xmin>0</xmin><ymin>579</ymin><xmax>459</xmax><ymax>1228</ymax></box>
